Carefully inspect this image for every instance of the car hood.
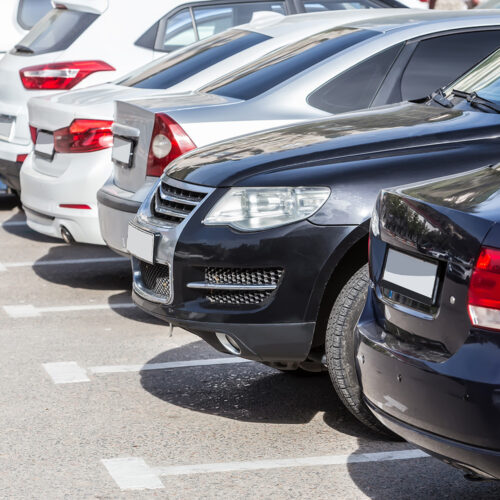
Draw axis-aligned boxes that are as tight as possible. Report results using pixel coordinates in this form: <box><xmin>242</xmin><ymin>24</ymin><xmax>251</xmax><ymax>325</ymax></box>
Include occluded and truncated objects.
<box><xmin>167</xmin><ymin>102</ymin><xmax>498</xmax><ymax>187</ymax></box>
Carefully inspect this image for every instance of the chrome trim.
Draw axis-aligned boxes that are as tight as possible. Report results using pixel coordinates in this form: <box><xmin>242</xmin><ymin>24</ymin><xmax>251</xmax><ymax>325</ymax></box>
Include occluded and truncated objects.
<box><xmin>154</xmin><ymin>196</ymin><xmax>190</xmax><ymax>218</ymax></box>
<box><xmin>187</xmin><ymin>282</ymin><xmax>277</xmax><ymax>291</ymax></box>
<box><xmin>132</xmin><ymin>265</ymin><xmax>171</xmax><ymax>305</ymax></box>
<box><xmin>158</xmin><ymin>189</ymin><xmax>200</xmax><ymax>206</ymax></box>
<box><xmin>112</xmin><ymin>122</ymin><xmax>140</xmax><ymax>138</ymax></box>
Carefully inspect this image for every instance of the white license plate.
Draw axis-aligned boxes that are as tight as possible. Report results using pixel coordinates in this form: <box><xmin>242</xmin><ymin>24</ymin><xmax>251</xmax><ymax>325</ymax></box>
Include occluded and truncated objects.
<box><xmin>127</xmin><ymin>224</ymin><xmax>155</xmax><ymax>264</ymax></box>
<box><xmin>383</xmin><ymin>248</ymin><xmax>438</xmax><ymax>299</ymax></box>
<box><xmin>34</xmin><ymin>131</ymin><xmax>54</xmax><ymax>159</ymax></box>
<box><xmin>112</xmin><ymin>136</ymin><xmax>133</xmax><ymax>167</ymax></box>
<box><xmin>0</xmin><ymin>115</ymin><xmax>14</xmax><ymax>141</ymax></box>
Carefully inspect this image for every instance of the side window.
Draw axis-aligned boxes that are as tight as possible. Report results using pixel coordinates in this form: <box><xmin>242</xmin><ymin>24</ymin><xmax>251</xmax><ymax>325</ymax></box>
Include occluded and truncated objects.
<box><xmin>17</xmin><ymin>0</ymin><xmax>52</xmax><ymax>30</ymax></box>
<box><xmin>308</xmin><ymin>44</ymin><xmax>403</xmax><ymax>114</ymax></box>
<box><xmin>160</xmin><ymin>3</ymin><xmax>285</xmax><ymax>51</ymax></box>
<box><xmin>162</xmin><ymin>9</ymin><xmax>197</xmax><ymax>52</ymax></box>
<box><xmin>302</xmin><ymin>0</ymin><xmax>378</xmax><ymax>11</ymax></box>
<box><xmin>400</xmin><ymin>31</ymin><xmax>500</xmax><ymax>101</ymax></box>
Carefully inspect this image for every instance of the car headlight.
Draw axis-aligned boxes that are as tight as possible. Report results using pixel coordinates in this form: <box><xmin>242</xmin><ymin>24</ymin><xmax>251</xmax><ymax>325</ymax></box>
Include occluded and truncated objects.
<box><xmin>203</xmin><ymin>186</ymin><xmax>331</xmax><ymax>231</ymax></box>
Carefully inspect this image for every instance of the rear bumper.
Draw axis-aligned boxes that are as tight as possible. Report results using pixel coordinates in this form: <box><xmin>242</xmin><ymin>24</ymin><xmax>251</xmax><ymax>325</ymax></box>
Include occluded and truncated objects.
<box><xmin>367</xmin><ymin>400</ymin><xmax>500</xmax><ymax>480</ymax></box>
<box><xmin>0</xmin><ymin>158</ymin><xmax>22</xmax><ymax>191</ymax></box>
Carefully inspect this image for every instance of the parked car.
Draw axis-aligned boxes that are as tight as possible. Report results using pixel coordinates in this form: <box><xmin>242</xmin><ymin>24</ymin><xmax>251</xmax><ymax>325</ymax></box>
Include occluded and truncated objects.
<box><xmin>99</xmin><ymin>10</ymin><xmax>500</xmax><ymax>256</ymax></box>
<box><xmin>0</xmin><ymin>0</ymin><xmax>345</xmax><ymax>194</ymax></box>
<box><xmin>127</xmin><ymin>45</ymin><xmax>500</xmax><ymax>428</ymax></box>
<box><xmin>0</xmin><ymin>0</ymin><xmax>52</xmax><ymax>56</ymax></box>
<box><xmin>21</xmin><ymin>10</ymin><xmax>407</xmax><ymax>246</ymax></box>
<box><xmin>357</xmin><ymin>164</ymin><xmax>500</xmax><ymax>479</ymax></box>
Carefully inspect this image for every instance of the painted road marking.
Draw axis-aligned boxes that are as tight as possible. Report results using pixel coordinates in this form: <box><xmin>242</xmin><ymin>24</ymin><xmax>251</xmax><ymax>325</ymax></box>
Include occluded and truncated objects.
<box><xmin>103</xmin><ymin>450</ymin><xmax>430</xmax><ymax>491</ymax></box>
<box><xmin>43</xmin><ymin>362</ymin><xmax>90</xmax><ymax>384</ymax></box>
<box><xmin>44</xmin><ymin>358</ymin><xmax>252</xmax><ymax>384</ymax></box>
<box><xmin>1</xmin><ymin>220</ymin><xmax>27</xmax><ymax>228</ymax></box>
<box><xmin>0</xmin><ymin>256</ymin><xmax>127</xmax><ymax>271</ymax></box>
<box><xmin>3</xmin><ymin>302</ymin><xmax>135</xmax><ymax>318</ymax></box>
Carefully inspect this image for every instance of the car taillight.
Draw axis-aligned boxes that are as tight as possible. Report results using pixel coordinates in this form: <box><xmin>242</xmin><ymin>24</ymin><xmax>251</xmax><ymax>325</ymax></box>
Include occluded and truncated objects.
<box><xmin>468</xmin><ymin>246</ymin><xmax>500</xmax><ymax>331</ymax></box>
<box><xmin>29</xmin><ymin>125</ymin><xmax>38</xmax><ymax>143</ymax></box>
<box><xmin>20</xmin><ymin>61</ymin><xmax>115</xmax><ymax>90</ymax></box>
<box><xmin>146</xmin><ymin>113</ymin><xmax>196</xmax><ymax>177</ymax></box>
<box><xmin>54</xmin><ymin>119</ymin><xmax>113</xmax><ymax>154</ymax></box>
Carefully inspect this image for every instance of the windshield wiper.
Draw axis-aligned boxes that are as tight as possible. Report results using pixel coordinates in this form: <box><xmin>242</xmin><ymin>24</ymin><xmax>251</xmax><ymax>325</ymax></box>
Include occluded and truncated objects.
<box><xmin>430</xmin><ymin>88</ymin><xmax>453</xmax><ymax>108</ymax></box>
<box><xmin>452</xmin><ymin>89</ymin><xmax>500</xmax><ymax>114</ymax></box>
<box><xmin>14</xmin><ymin>44</ymin><xmax>33</xmax><ymax>54</ymax></box>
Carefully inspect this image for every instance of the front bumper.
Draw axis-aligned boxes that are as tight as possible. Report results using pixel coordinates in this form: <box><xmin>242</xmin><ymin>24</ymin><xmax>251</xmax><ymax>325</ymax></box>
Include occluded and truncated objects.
<box><xmin>97</xmin><ymin>177</ymin><xmax>156</xmax><ymax>255</ymax></box>
<box><xmin>357</xmin><ymin>288</ymin><xmax>500</xmax><ymax>479</ymax></box>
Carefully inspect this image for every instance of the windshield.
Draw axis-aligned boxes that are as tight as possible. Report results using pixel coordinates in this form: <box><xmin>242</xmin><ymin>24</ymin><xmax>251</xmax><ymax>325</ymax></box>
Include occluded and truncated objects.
<box><xmin>445</xmin><ymin>48</ymin><xmax>500</xmax><ymax>106</ymax></box>
<box><xmin>119</xmin><ymin>30</ymin><xmax>270</xmax><ymax>89</ymax></box>
<box><xmin>200</xmin><ymin>28</ymin><xmax>377</xmax><ymax>100</ymax></box>
<box><xmin>12</xmin><ymin>8</ymin><xmax>98</xmax><ymax>56</ymax></box>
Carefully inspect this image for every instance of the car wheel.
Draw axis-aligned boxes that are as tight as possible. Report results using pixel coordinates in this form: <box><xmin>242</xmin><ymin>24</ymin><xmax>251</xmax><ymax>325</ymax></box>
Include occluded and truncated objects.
<box><xmin>325</xmin><ymin>264</ymin><xmax>391</xmax><ymax>435</ymax></box>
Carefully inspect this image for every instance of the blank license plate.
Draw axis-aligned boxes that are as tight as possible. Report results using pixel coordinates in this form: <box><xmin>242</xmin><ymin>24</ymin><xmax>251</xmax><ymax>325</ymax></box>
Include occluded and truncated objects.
<box><xmin>383</xmin><ymin>248</ymin><xmax>438</xmax><ymax>300</ymax></box>
<box><xmin>112</xmin><ymin>136</ymin><xmax>133</xmax><ymax>167</ymax></box>
<box><xmin>34</xmin><ymin>131</ymin><xmax>54</xmax><ymax>159</ymax></box>
<box><xmin>0</xmin><ymin>115</ymin><xmax>14</xmax><ymax>141</ymax></box>
<box><xmin>127</xmin><ymin>224</ymin><xmax>155</xmax><ymax>264</ymax></box>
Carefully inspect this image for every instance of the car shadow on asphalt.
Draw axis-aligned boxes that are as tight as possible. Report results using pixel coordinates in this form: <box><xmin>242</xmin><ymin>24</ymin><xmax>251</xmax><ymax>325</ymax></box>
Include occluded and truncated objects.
<box><xmin>0</xmin><ymin>194</ymin><xmax>17</xmax><ymax>211</ymax></box>
<box><xmin>346</xmin><ymin>438</ymin><xmax>500</xmax><ymax>499</ymax></box>
<box><xmin>33</xmin><ymin>246</ymin><xmax>132</xmax><ymax>291</ymax></box>
<box><xmin>108</xmin><ymin>290</ymin><xmax>166</xmax><ymax>325</ymax></box>
<box><xmin>139</xmin><ymin>345</ymin><xmax>384</xmax><ymax>439</ymax></box>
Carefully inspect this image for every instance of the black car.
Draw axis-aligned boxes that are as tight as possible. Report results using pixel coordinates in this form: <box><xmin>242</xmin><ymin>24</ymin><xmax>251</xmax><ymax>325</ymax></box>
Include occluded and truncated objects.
<box><xmin>128</xmin><ymin>47</ymin><xmax>500</xmax><ymax>432</ymax></box>
<box><xmin>357</xmin><ymin>165</ymin><xmax>500</xmax><ymax>479</ymax></box>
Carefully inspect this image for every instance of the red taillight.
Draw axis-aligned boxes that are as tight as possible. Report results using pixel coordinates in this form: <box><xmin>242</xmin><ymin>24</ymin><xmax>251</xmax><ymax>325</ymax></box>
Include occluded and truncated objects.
<box><xmin>146</xmin><ymin>113</ymin><xmax>196</xmax><ymax>177</ymax></box>
<box><xmin>59</xmin><ymin>204</ymin><xmax>91</xmax><ymax>210</ymax></box>
<box><xmin>29</xmin><ymin>125</ymin><xmax>37</xmax><ymax>144</ymax></box>
<box><xmin>16</xmin><ymin>154</ymin><xmax>28</xmax><ymax>163</ymax></box>
<box><xmin>54</xmin><ymin>119</ymin><xmax>113</xmax><ymax>154</ymax></box>
<box><xmin>20</xmin><ymin>61</ymin><xmax>115</xmax><ymax>90</ymax></box>
<box><xmin>468</xmin><ymin>247</ymin><xmax>500</xmax><ymax>330</ymax></box>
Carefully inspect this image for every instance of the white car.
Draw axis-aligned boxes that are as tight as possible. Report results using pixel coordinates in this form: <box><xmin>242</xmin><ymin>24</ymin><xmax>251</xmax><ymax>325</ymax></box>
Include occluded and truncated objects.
<box><xmin>20</xmin><ymin>9</ymin><xmax>404</xmax><ymax>247</ymax></box>
<box><xmin>0</xmin><ymin>0</ymin><xmax>322</xmax><ymax>194</ymax></box>
<box><xmin>0</xmin><ymin>0</ymin><xmax>52</xmax><ymax>56</ymax></box>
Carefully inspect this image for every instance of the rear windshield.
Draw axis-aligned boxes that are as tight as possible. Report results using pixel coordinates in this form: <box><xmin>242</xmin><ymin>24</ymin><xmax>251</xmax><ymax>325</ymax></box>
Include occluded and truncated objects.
<box><xmin>200</xmin><ymin>28</ymin><xmax>377</xmax><ymax>100</ymax></box>
<box><xmin>11</xmin><ymin>8</ymin><xmax>98</xmax><ymax>55</ymax></box>
<box><xmin>446</xmin><ymin>48</ymin><xmax>500</xmax><ymax>106</ymax></box>
<box><xmin>119</xmin><ymin>30</ymin><xmax>270</xmax><ymax>89</ymax></box>
<box><xmin>17</xmin><ymin>0</ymin><xmax>52</xmax><ymax>30</ymax></box>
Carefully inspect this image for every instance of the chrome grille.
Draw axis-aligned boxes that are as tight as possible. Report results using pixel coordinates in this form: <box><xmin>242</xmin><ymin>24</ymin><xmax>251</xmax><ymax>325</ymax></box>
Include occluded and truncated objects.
<box><xmin>139</xmin><ymin>261</ymin><xmax>171</xmax><ymax>301</ymax></box>
<box><xmin>152</xmin><ymin>178</ymin><xmax>207</xmax><ymax>224</ymax></box>
<box><xmin>189</xmin><ymin>267</ymin><xmax>283</xmax><ymax>306</ymax></box>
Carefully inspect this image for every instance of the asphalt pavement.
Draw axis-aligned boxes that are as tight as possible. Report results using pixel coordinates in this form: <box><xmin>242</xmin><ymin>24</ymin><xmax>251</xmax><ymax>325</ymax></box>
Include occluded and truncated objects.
<box><xmin>1</xmin><ymin>194</ymin><xmax>499</xmax><ymax>499</ymax></box>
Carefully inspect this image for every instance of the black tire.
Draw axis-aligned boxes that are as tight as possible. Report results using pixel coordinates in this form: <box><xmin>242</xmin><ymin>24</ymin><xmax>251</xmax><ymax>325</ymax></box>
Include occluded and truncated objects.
<box><xmin>325</xmin><ymin>264</ymin><xmax>391</xmax><ymax>435</ymax></box>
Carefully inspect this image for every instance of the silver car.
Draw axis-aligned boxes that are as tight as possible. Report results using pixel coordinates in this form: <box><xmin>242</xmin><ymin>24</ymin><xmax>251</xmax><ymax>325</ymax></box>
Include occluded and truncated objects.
<box><xmin>98</xmin><ymin>10</ymin><xmax>500</xmax><ymax>255</ymax></box>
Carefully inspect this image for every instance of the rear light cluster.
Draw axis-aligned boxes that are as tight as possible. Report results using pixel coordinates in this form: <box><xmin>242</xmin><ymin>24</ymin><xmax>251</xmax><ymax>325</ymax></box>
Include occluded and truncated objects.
<box><xmin>146</xmin><ymin>113</ymin><xmax>196</xmax><ymax>177</ymax></box>
<box><xmin>468</xmin><ymin>247</ymin><xmax>500</xmax><ymax>331</ymax></box>
<box><xmin>31</xmin><ymin>119</ymin><xmax>113</xmax><ymax>154</ymax></box>
<box><xmin>20</xmin><ymin>61</ymin><xmax>114</xmax><ymax>90</ymax></box>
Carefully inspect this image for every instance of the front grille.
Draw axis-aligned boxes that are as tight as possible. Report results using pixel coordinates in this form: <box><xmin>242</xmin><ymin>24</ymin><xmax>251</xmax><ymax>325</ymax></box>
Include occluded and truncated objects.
<box><xmin>152</xmin><ymin>178</ymin><xmax>207</xmax><ymax>224</ymax></box>
<box><xmin>204</xmin><ymin>267</ymin><xmax>283</xmax><ymax>305</ymax></box>
<box><xmin>140</xmin><ymin>261</ymin><xmax>171</xmax><ymax>301</ymax></box>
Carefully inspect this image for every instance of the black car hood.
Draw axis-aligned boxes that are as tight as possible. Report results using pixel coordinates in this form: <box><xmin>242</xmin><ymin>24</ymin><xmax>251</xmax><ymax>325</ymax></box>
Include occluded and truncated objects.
<box><xmin>167</xmin><ymin>102</ymin><xmax>497</xmax><ymax>187</ymax></box>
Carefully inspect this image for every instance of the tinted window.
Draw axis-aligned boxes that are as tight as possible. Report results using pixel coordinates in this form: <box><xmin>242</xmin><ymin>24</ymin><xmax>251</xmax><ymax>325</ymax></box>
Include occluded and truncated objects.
<box><xmin>161</xmin><ymin>2</ymin><xmax>285</xmax><ymax>52</ymax></box>
<box><xmin>401</xmin><ymin>31</ymin><xmax>500</xmax><ymax>101</ymax></box>
<box><xmin>202</xmin><ymin>28</ymin><xmax>377</xmax><ymax>100</ymax></box>
<box><xmin>12</xmin><ymin>8</ymin><xmax>98</xmax><ymax>55</ymax></box>
<box><xmin>17</xmin><ymin>0</ymin><xmax>52</xmax><ymax>30</ymax></box>
<box><xmin>308</xmin><ymin>44</ymin><xmax>402</xmax><ymax>114</ymax></box>
<box><xmin>121</xmin><ymin>30</ymin><xmax>270</xmax><ymax>89</ymax></box>
<box><xmin>302</xmin><ymin>0</ymin><xmax>378</xmax><ymax>10</ymax></box>
<box><xmin>447</xmin><ymin>48</ymin><xmax>500</xmax><ymax>106</ymax></box>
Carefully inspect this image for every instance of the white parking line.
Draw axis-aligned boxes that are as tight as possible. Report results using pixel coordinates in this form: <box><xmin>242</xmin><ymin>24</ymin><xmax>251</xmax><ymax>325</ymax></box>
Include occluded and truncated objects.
<box><xmin>1</xmin><ymin>220</ymin><xmax>27</xmax><ymax>228</ymax></box>
<box><xmin>102</xmin><ymin>450</ymin><xmax>430</xmax><ymax>490</ymax></box>
<box><xmin>0</xmin><ymin>256</ymin><xmax>127</xmax><ymax>271</ymax></box>
<box><xmin>3</xmin><ymin>302</ymin><xmax>136</xmax><ymax>318</ymax></box>
<box><xmin>44</xmin><ymin>358</ymin><xmax>252</xmax><ymax>384</ymax></box>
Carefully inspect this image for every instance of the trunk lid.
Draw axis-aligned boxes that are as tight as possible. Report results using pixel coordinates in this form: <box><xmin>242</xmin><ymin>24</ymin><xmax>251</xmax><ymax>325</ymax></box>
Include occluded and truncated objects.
<box><xmin>373</xmin><ymin>166</ymin><xmax>500</xmax><ymax>356</ymax></box>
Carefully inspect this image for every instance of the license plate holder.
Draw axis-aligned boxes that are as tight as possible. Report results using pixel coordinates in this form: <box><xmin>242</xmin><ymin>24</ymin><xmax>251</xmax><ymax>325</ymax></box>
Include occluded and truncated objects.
<box><xmin>34</xmin><ymin>131</ymin><xmax>55</xmax><ymax>160</ymax></box>
<box><xmin>112</xmin><ymin>136</ymin><xmax>134</xmax><ymax>168</ymax></box>
<box><xmin>0</xmin><ymin>114</ymin><xmax>14</xmax><ymax>141</ymax></box>
<box><xmin>381</xmin><ymin>248</ymin><xmax>438</xmax><ymax>305</ymax></box>
<box><xmin>127</xmin><ymin>223</ymin><xmax>157</xmax><ymax>264</ymax></box>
